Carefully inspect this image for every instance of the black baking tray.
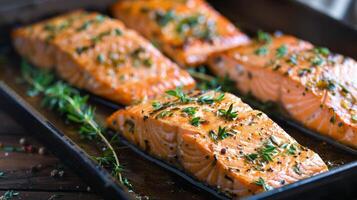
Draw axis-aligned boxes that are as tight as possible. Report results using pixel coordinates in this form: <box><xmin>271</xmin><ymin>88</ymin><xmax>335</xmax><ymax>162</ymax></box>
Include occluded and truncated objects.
<box><xmin>0</xmin><ymin>0</ymin><xmax>356</xmax><ymax>200</ymax></box>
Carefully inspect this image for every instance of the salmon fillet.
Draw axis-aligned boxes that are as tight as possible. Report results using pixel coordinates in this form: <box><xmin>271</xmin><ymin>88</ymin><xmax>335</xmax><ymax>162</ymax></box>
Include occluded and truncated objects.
<box><xmin>107</xmin><ymin>89</ymin><xmax>328</xmax><ymax>198</ymax></box>
<box><xmin>111</xmin><ymin>0</ymin><xmax>249</xmax><ymax>66</ymax></box>
<box><xmin>207</xmin><ymin>33</ymin><xmax>357</xmax><ymax>148</ymax></box>
<box><xmin>12</xmin><ymin>10</ymin><xmax>195</xmax><ymax>105</ymax></box>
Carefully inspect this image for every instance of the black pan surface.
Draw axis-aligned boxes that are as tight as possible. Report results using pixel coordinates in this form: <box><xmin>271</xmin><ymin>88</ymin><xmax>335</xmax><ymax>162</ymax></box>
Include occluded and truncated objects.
<box><xmin>0</xmin><ymin>0</ymin><xmax>356</xmax><ymax>200</ymax></box>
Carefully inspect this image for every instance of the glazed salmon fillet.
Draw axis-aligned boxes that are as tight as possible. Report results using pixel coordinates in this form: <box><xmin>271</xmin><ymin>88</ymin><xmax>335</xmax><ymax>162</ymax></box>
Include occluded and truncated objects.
<box><xmin>12</xmin><ymin>11</ymin><xmax>195</xmax><ymax>105</ymax></box>
<box><xmin>207</xmin><ymin>33</ymin><xmax>357</xmax><ymax>148</ymax></box>
<box><xmin>107</xmin><ymin>89</ymin><xmax>328</xmax><ymax>197</ymax></box>
<box><xmin>111</xmin><ymin>0</ymin><xmax>249</xmax><ymax>66</ymax></box>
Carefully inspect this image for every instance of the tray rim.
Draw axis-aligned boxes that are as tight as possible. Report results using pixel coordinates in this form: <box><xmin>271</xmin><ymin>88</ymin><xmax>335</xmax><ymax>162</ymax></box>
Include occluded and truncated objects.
<box><xmin>1</xmin><ymin>77</ymin><xmax>357</xmax><ymax>200</ymax></box>
<box><xmin>0</xmin><ymin>0</ymin><xmax>357</xmax><ymax>199</ymax></box>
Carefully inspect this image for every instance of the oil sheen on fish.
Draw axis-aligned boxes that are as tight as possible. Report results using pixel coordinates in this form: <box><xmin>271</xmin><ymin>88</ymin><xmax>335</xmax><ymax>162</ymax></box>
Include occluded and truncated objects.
<box><xmin>111</xmin><ymin>0</ymin><xmax>249</xmax><ymax>66</ymax></box>
<box><xmin>12</xmin><ymin>10</ymin><xmax>195</xmax><ymax>105</ymax></box>
<box><xmin>208</xmin><ymin>33</ymin><xmax>357</xmax><ymax>148</ymax></box>
<box><xmin>107</xmin><ymin>89</ymin><xmax>328</xmax><ymax>198</ymax></box>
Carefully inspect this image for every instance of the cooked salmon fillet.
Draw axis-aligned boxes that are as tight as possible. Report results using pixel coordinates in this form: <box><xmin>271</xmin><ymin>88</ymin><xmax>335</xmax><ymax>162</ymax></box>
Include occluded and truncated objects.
<box><xmin>107</xmin><ymin>89</ymin><xmax>328</xmax><ymax>197</ymax></box>
<box><xmin>12</xmin><ymin>10</ymin><xmax>195</xmax><ymax>105</ymax></box>
<box><xmin>207</xmin><ymin>33</ymin><xmax>357</xmax><ymax>148</ymax></box>
<box><xmin>111</xmin><ymin>0</ymin><xmax>249</xmax><ymax>66</ymax></box>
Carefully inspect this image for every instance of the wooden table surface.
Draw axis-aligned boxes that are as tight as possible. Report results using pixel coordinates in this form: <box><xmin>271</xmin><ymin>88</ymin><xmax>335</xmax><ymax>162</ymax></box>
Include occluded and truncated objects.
<box><xmin>0</xmin><ymin>108</ymin><xmax>102</xmax><ymax>200</ymax></box>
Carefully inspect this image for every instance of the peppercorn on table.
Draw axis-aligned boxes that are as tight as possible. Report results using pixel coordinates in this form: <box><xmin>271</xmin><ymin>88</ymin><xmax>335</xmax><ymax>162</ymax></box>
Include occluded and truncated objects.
<box><xmin>0</xmin><ymin>108</ymin><xmax>102</xmax><ymax>200</ymax></box>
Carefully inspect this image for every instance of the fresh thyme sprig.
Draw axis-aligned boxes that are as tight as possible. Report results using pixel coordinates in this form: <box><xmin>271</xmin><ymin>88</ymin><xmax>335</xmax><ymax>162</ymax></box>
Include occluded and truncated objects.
<box><xmin>218</xmin><ymin>103</ymin><xmax>238</xmax><ymax>121</ymax></box>
<box><xmin>254</xmin><ymin>177</ymin><xmax>273</xmax><ymax>191</ymax></box>
<box><xmin>187</xmin><ymin>66</ymin><xmax>236</xmax><ymax>92</ymax></box>
<box><xmin>20</xmin><ymin>60</ymin><xmax>124</xmax><ymax>184</ymax></box>
<box><xmin>165</xmin><ymin>87</ymin><xmax>192</xmax><ymax>103</ymax></box>
<box><xmin>0</xmin><ymin>190</ymin><xmax>19</xmax><ymax>200</ymax></box>
<box><xmin>209</xmin><ymin>126</ymin><xmax>236</xmax><ymax>142</ymax></box>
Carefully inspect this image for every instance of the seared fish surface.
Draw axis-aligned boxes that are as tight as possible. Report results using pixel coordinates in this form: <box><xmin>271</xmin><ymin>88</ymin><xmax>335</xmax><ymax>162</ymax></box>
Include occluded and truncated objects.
<box><xmin>208</xmin><ymin>34</ymin><xmax>357</xmax><ymax>148</ymax></box>
<box><xmin>111</xmin><ymin>0</ymin><xmax>249</xmax><ymax>66</ymax></box>
<box><xmin>12</xmin><ymin>10</ymin><xmax>195</xmax><ymax>105</ymax></box>
<box><xmin>107</xmin><ymin>89</ymin><xmax>328</xmax><ymax>197</ymax></box>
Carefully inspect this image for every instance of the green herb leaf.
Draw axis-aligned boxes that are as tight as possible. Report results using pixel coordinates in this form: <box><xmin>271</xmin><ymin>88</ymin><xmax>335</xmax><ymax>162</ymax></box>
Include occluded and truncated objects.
<box><xmin>209</xmin><ymin>126</ymin><xmax>235</xmax><ymax>142</ymax></box>
<box><xmin>245</xmin><ymin>153</ymin><xmax>258</xmax><ymax>161</ymax></box>
<box><xmin>165</xmin><ymin>87</ymin><xmax>191</xmax><ymax>103</ymax></box>
<box><xmin>182</xmin><ymin>107</ymin><xmax>197</xmax><ymax>116</ymax></box>
<box><xmin>311</xmin><ymin>55</ymin><xmax>324</xmax><ymax>66</ymax></box>
<box><xmin>0</xmin><ymin>190</ymin><xmax>19</xmax><ymax>200</ymax></box>
<box><xmin>190</xmin><ymin>117</ymin><xmax>202</xmax><ymax>127</ymax></box>
<box><xmin>288</xmin><ymin>54</ymin><xmax>298</xmax><ymax>66</ymax></box>
<box><xmin>314</xmin><ymin>47</ymin><xmax>330</xmax><ymax>56</ymax></box>
<box><xmin>352</xmin><ymin>115</ymin><xmax>357</xmax><ymax>123</ymax></box>
<box><xmin>254</xmin><ymin>177</ymin><xmax>273</xmax><ymax>191</ymax></box>
<box><xmin>155</xmin><ymin>10</ymin><xmax>176</xmax><ymax>27</ymax></box>
<box><xmin>152</xmin><ymin>101</ymin><xmax>162</xmax><ymax>110</ymax></box>
<box><xmin>255</xmin><ymin>46</ymin><xmax>268</xmax><ymax>56</ymax></box>
<box><xmin>21</xmin><ymin>60</ymin><xmax>126</xmax><ymax>186</ymax></box>
<box><xmin>259</xmin><ymin>143</ymin><xmax>278</xmax><ymax>162</ymax></box>
<box><xmin>0</xmin><ymin>171</ymin><xmax>4</xmax><ymax>178</ymax></box>
<box><xmin>97</xmin><ymin>54</ymin><xmax>105</xmax><ymax>64</ymax></box>
<box><xmin>198</xmin><ymin>93</ymin><xmax>225</xmax><ymax>105</ymax></box>
<box><xmin>297</xmin><ymin>68</ymin><xmax>311</xmax><ymax>77</ymax></box>
<box><xmin>218</xmin><ymin>103</ymin><xmax>238</xmax><ymax>120</ymax></box>
<box><xmin>276</xmin><ymin>45</ymin><xmax>287</xmax><ymax>58</ymax></box>
<box><xmin>176</xmin><ymin>15</ymin><xmax>201</xmax><ymax>34</ymax></box>
<box><xmin>293</xmin><ymin>163</ymin><xmax>302</xmax><ymax>175</ymax></box>
<box><xmin>316</xmin><ymin>79</ymin><xmax>335</xmax><ymax>91</ymax></box>
<box><xmin>257</xmin><ymin>30</ymin><xmax>272</xmax><ymax>44</ymax></box>
<box><xmin>114</xmin><ymin>28</ymin><xmax>123</xmax><ymax>36</ymax></box>
<box><xmin>156</xmin><ymin>110</ymin><xmax>173</xmax><ymax>119</ymax></box>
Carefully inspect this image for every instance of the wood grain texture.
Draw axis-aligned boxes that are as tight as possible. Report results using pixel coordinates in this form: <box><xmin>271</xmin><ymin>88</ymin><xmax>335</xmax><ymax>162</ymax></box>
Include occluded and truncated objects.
<box><xmin>0</xmin><ymin>108</ymin><xmax>101</xmax><ymax>199</ymax></box>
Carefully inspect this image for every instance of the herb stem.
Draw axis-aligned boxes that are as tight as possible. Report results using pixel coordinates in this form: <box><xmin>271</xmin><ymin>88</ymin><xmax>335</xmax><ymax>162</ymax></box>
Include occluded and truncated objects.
<box><xmin>21</xmin><ymin>60</ymin><xmax>123</xmax><ymax>184</ymax></box>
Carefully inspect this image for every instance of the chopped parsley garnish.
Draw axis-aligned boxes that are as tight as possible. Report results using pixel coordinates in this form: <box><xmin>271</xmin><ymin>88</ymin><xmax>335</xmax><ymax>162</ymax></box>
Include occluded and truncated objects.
<box><xmin>276</xmin><ymin>45</ymin><xmax>287</xmax><ymax>58</ymax></box>
<box><xmin>254</xmin><ymin>177</ymin><xmax>273</xmax><ymax>191</ymax></box>
<box><xmin>297</xmin><ymin>68</ymin><xmax>311</xmax><ymax>77</ymax></box>
<box><xmin>143</xmin><ymin>58</ymin><xmax>153</xmax><ymax>67</ymax></box>
<box><xmin>281</xmin><ymin>143</ymin><xmax>297</xmax><ymax>155</ymax></box>
<box><xmin>173</xmin><ymin>14</ymin><xmax>216</xmax><ymax>41</ymax></box>
<box><xmin>152</xmin><ymin>101</ymin><xmax>162</xmax><ymax>110</ymax></box>
<box><xmin>190</xmin><ymin>117</ymin><xmax>203</xmax><ymax>127</ymax></box>
<box><xmin>311</xmin><ymin>55</ymin><xmax>324</xmax><ymax>66</ymax></box>
<box><xmin>130</xmin><ymin>47</ymin><xmax>153</xmax><ymax>67</ymax></box>
<box><xmin>255</xmin><ymin>46</ymin><xmax>268</xmax><ymax>56</ymax></box>
<box><xmin>155</xmin><ymin>10</ymin><xmax>176</xmax><ymax>27</ymax></box>
<box><xmin>176</xmin><ymin>15</ymin><xmax>202</xmax><ymax>34</ymax></box>
<box><xmin>165</xmin><ymin>87</ymin><xmax>192</xmax><ymax>103</ymax></box>
<box><xmin>314</xmin><ymin>47</ymin><xmax>330</xmax><ymax>56</ymax></box>
<box><xmin>218</xmin><ymin>103</ymin><xmax>238</xmax><ymax>120</ymax></box>
<box><xmin>91</xmin><ymin>30</ymin><xmax>111</xmax><ymax>43</ymax></box>
<box><xmin>182</xmin><ymin>107</ymin><xmax>197</xmax><ymax>116</ymax></box>
<box><xmin>97</xmin><ymin>54</ymin><xmax>105</xmax><ymax>64</ymax></box>
<box><xmin>257</xmin><ymin>30</ymin><xmax>272</xmax><ymax>44</ymax></box>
